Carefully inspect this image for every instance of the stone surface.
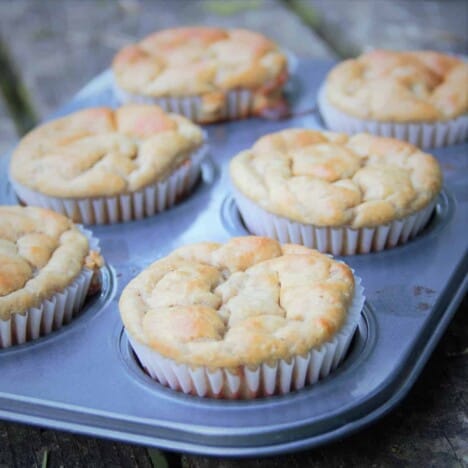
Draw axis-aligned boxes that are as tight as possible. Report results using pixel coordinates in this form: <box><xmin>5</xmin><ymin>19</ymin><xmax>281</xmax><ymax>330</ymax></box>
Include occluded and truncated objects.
<box><xmin>0</xmin><ymin>421</ymin><xmax>153</xmax><ymax>468</ymax></box>
<box><xmin>303</xmin><ymin>0</ymin><xmax>468</xmax><ymax>56</ymax></box>
<box><xmin>0</xmin><ymin>96</ymin><xmax>17</xmax><ymax>154</ymax></box>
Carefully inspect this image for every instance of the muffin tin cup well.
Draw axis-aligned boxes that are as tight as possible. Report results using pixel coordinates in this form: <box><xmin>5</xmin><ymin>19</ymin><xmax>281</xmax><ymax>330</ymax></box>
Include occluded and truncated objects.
<box><xmin>113</xmin><ymin>84</ymin><xmax>253</xmax><ymax>123</ymax></box>
<box><xmin>0</xmin><ymin>227</ymin><xmax>100</xmax><ymax>348</ymax></box>
<box><xmin>317</xmin><ymin>88</ymin><xmax>468</xmax><ymax>148</ymax></box>
<box><xmin>232</xmin><ymin>188</ymin><xmax>437</xmax><ymax>255</ymax></box>
<box><xmin>126</xmin><ymin>276</ymin><xmax>365</xmax><ymax>400</ymax></box>
<box><xmin>10</xmin><ymin>144</ymin><xmax>208</xmax><ymax>225</ymax></box>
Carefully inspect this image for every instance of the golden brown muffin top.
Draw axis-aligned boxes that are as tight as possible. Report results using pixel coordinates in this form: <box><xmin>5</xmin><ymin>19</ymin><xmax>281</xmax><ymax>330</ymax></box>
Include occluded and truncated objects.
<box><xmin>10</xmin><ymin>105</ymin><xmax>204</xmax><ymax>198</ymax></box>
<box><xmin>230</xmin><ymin>129</ymin><xmax>442</xmax><ymax>228</ymax></box>
<box><xmin>113</xmin><ymin>26</ymin><xmax>288</xmax><ymax>97</ymax></box>
<box><xmin>119</xmin><ymin>237</ymin><xmax>355</xmax><ymax>368</ymax></box>
<box><xmin>0</xmin><ymin>206</ymin><xmax>102</xmax><ymax>320</ymax></box>
<box><xmin>325</xmin><ymin>50</ymin><xmax>468</xmax><ymax>122</ymax></box>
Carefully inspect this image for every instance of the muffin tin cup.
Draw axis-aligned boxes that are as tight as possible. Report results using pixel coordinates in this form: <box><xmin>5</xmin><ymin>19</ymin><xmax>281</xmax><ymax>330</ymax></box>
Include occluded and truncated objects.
<box><xmin>317</xmin><ymin>88</ymin><xmax>468</xmax><ymax>148</ymax></box>
<box><xmin>10</xmin><ymin>144</ymin><xmax>208</xmax><ymax>224</ymax></box>
<box><xmin>0</xmin><ymin>227</ymin><xmax>100</xmax><ymax>348</ymax></box>
<box><xmin>233</xmin><ymin>188</ymin><xmax>437</xmax><ymax>255</ymax></box>
<box><xmin>113</xmin><ymin>84</ymin><xmax>253</xmax><ymax>123</ymax></box>
<box><xmin>127</xmin><ymin>276</ymin><xmax>365</xmax><ymax>400</ymax></box>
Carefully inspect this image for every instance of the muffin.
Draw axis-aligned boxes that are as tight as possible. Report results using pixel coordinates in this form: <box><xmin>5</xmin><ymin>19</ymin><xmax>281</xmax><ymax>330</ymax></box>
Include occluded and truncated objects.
<box><xmin>0</xmin><ymin>206</ymin><xmax>103</xmax><ymax>348</ymax></box>
<box><xmin>120</xmin><ymin>236</ymin><xmax>365</xmax><ymax>399</ymax></box>
<box><xmin>10</xmin><ymin>105</ymin><xmax>207</xmax><ymax>224</ymax></box>
<box><xmin>230</xmin><ymin>129</ymin><xmax>442</xmax><ymax>255</ymax></box>
<box><xmin>112</xmin><ymin>27</ymin><xmax>289</xmax><ymax>123</ymax></box>
<box><xmin>319</xmin><ymin>50</ymin><xmax>468</xmax><ymax>147</ymax></box>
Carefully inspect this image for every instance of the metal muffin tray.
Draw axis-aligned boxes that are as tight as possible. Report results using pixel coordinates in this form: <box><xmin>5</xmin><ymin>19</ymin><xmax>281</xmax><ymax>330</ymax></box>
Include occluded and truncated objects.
<box><xmin>0</xmin><ymin>60</ymin><xmax>466</xmax><ymax>457</ymax></box>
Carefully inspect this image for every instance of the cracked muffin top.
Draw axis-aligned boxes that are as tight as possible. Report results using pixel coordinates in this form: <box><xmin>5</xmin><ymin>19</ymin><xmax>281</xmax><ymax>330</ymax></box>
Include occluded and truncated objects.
<box><xmin>0</xmin><ymin>206</ymin><xmax>102</xmax><ymax>319</ymax></box>
<box><xmin>119</xmin><ymin>237</ymin><xmax>355</xmax><ymax>368</ymax></box>
<box><xmin>10</xmin><ymin>105</ymin><xmax>204</xmax><ymax>198</ymax></box>
<box><xmin>112</xmin><ymin>26</ymin><xmax>288</xmax><ymax>98</ymax></box>
<box><xmin>230</xmin><ymin>129</ymin><xmax>442</xmax><ymax>228</ymax></box>
<box><xmin>324</xmin><ymin>50</ymin><xmax>468</xmax><ymax>122</ymax></box>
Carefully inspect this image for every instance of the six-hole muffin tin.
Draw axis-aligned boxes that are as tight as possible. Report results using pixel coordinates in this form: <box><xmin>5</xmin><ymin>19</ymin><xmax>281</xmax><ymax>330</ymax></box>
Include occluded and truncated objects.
<box><xmin>0</xmin><ymin>59</ymin><xmax>467</xmax><ymax>456</ymax></box>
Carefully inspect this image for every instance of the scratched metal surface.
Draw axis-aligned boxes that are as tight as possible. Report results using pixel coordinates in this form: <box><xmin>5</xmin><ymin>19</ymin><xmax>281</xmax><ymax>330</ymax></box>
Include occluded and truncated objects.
<box><xmin>0</xmin><ymin>60</ymin><xmax>466</xmax><ymax>456</ymax></box>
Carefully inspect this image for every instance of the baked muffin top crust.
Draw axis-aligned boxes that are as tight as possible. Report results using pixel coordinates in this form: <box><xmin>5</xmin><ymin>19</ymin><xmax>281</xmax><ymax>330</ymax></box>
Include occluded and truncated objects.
<box><xmin>113</xmin><ymin>27</ymin><xmax>288</xmax><ymax>98</ymax></box>
<box><xmin>230</xmin><ymin>129</ymin><xmax>442</xmax><ymax>228</ymax></box>
<box><xmin>325</xmin><ymin>50</ymin><xmax>468</xmax><ymax>122</ymax></box>
<box><xmin>10</xmin><ymin>105</ymin><xmax>204</xmax><ymax>198</ymax></box>
<box><xmin>119</xmin><ymin>237</ymin><xmax>355</xmax><ymax>368</ymax></box>
<box><xmin>0</xmin><ymin>206</ymin><xmax>102</xmax><ymax>320</ymax></box>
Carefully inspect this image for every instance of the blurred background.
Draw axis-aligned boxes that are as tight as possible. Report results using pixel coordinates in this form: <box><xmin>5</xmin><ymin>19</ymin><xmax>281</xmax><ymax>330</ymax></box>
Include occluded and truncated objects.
<box><xmin>1</xmin><ymin>0</ymin><xmax>467</xmax><ymax>149</ymax></box>
<box><xmin>0</xmin><ymin>1</ymin><xmax>467</xmax><ymax>467</ymax></box>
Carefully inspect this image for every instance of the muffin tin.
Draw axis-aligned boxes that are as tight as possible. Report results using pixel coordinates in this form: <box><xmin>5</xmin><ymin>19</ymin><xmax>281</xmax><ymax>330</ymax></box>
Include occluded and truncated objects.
<box><xmin>0</xmin><ymin>59</ymin><xmax>467</xmax><ymax>456</ymax></box>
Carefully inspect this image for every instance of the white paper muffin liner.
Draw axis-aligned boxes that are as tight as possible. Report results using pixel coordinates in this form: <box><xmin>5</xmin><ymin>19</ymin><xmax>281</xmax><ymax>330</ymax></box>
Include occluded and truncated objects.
<box><xmin>114</xmin><ymin>85</ymin><xmax>253</xmax><ymax>123</ymax></box>
<box><xmin>127</xmin><ymin>274</ymin><xmax>364</xmax><ymax>399</ymax></box>
<box><xmin>0</xmin><ymin>227</ymin><xmax>100</xmax><ymax>348</ymax></box>
<box><xmin>233</xmin><ymin>188</ymin><xmax>437</xmax><ymax>255</ymax></box>
<box><xmin>10</xmin><ymin>144</ymin><xmax>207</xmax><ymax>224</ymax></box>
<box><xmin>317</xmin><ymin>87</ymin><xmax>468</xmax><ymax>148</ymax></box>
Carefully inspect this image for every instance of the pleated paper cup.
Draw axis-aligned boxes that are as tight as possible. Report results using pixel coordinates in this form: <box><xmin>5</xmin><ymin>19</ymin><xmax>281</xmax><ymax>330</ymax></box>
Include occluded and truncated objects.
<box><xmin>127</xmin><ymin>275</ymin><xmax>364</xmax><ymax>399</ymax></box>
<box><xmin>318</xmin><ymin>87</ymin><xmax>468</xmax><ymax>148</ymax></box>
<box><xmin>0</xmin><ymin>227</ymin><xmax>100</xmax><ymax>349</ymax></box>
<box><xmin>113</xmin><ymin>84</ymin><xmax>253</xmax><ymax>123</ymax></box>
<box><xmin>10</xmin><ymin>144</ymin><xmax>207</xmax><ymax>225</ymax></box>
<box><xmin>233</xmin><ymin>189</ymin><xmax>437</xmax><ymax>255</ymax></box>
